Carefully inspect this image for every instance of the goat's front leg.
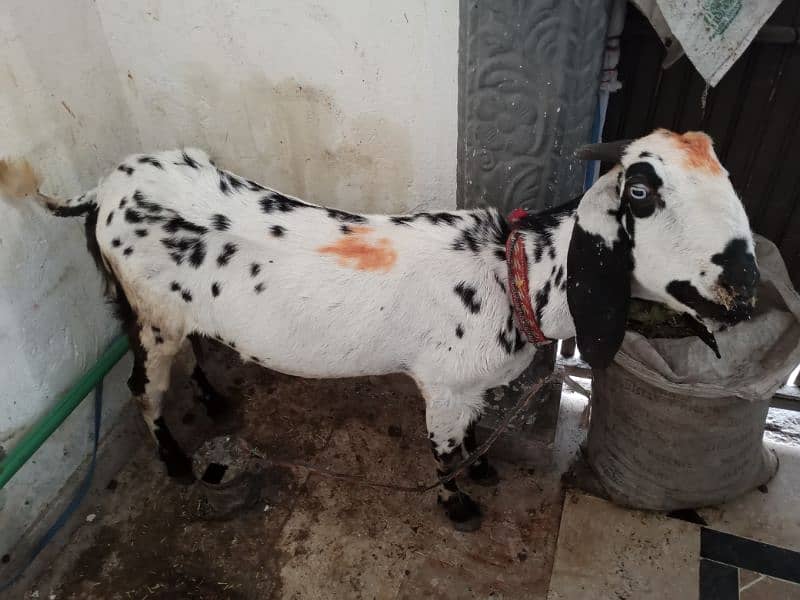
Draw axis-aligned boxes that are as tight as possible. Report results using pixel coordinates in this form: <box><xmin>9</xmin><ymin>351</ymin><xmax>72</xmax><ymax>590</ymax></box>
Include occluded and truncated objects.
<box><xmin>129</xmin><ymin>323</ymin><xmax>194</xmax><ymax>483</ymax></box>
<box><xmin>423</xmin><ymin>385</ymin><xmax>483</xmax><ymax>532</ymax></box>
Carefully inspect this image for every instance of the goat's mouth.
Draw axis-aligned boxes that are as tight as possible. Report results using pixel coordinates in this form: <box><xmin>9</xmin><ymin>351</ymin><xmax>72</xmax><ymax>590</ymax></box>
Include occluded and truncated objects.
<box><xmin>665</xmin><ymin>279</ymin><xmax>757</xmax><ymax>359</ymax></box>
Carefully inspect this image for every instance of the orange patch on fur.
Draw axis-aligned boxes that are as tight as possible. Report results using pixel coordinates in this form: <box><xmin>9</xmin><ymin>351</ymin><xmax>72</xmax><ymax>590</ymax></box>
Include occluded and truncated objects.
<box><xmin>318</xmin><ymin>226</ymin><xmax>397</xmax><ymax>272</ymax></box>
<box><xmin>660</xmin><ymin>129</ymin><xmax>723</xmax><ymax>175</ymax></box>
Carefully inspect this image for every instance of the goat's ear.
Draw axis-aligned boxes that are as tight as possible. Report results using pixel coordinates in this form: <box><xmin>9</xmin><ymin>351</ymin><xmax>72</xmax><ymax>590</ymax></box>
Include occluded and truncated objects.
<box><xmin>566</xmin><ymin>213</ymin><xmax>633</xmax><ymax>369</ymax></box>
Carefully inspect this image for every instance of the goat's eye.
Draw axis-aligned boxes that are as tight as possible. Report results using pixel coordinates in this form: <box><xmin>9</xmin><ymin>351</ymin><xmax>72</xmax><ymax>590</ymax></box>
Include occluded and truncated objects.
<box><xmin>629</xmin><ymin>183</ymin><xmax>649</xmax><ymax>200</ymax></box>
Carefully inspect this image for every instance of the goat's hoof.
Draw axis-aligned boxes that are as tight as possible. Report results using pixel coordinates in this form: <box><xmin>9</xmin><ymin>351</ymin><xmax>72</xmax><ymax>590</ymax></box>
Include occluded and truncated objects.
<box><xmin>439</xmin><ymin>492</ymin><xmax>482</xmax><ymax>532</ymax></box>
<box><xmin>164</xmin><ymin>455</ymin><xmax>196</xmax><ymax>485</ymax></box>
<box><xmin>469</xmin><ymin>462</ymin><xmax>500</xmax><ymax>487</ymax></box>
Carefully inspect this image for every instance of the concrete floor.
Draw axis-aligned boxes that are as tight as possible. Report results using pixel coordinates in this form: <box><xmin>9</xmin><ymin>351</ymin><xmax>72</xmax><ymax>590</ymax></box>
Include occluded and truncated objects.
<box><xmin>16</xmin><ymin>341</ymin><xmax>800</xmax><ymax>599</ymax></box>
<box><xmin>21</xmin><ymin>342</ymin><xmax>586</xmax><ymax>600</ymax></box>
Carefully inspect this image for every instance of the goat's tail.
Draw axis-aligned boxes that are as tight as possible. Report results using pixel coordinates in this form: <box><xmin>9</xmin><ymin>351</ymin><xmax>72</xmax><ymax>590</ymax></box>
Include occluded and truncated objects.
<box><xmin>0</xmin><ymin>158</ymin><xmax>97</xmax><ymax>217</ymax></box>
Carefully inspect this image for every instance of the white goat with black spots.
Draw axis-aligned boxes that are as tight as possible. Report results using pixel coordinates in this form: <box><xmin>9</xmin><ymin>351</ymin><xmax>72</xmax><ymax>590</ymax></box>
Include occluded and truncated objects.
<box><xmin>1</xmin><ymin>129</ymin><xmax>758</xmax><ymax>531</ymax></box>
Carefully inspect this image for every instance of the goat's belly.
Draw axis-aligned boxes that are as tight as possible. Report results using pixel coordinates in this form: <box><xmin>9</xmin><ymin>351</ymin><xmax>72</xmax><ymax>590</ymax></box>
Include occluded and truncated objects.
<box><xmin>189</xmin><ymin>294</ymin><xmax>405</xmax><ymax>379</ymax></box>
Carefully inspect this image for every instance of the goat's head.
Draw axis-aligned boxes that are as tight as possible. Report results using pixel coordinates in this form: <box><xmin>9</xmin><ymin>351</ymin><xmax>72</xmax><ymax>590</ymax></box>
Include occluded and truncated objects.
<box><xmin>568</xmin><ymin>129</ymin><xmax>758</xmax><ymax>368</ymax></box>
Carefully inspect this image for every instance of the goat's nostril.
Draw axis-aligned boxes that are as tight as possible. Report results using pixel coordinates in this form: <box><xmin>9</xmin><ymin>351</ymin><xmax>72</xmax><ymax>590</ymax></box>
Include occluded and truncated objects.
<box><xmin>718</xmin><ymin>266</ymin><xmax>759</xmax><ymax>296</ymax></box>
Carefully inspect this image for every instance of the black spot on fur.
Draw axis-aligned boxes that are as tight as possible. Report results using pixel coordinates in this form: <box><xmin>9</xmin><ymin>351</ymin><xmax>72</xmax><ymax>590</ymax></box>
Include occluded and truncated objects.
<box><xmin>340</xmin><ymin>224</ymin><xmax>352</xmax><ymax>234</ymax></box>
<box><xmin>326</xmin><ymin>208</ymin><xmax>367</xmax><ymax>223</ymax></box>
<box><xmin>494</xmin><ymin>248</ymin><xmax>506</xmax><ymax>261</ymax></box>
<box><xmin>188</xmin><ymin>239</ymin><xmax>206</xmax><ymax>268</ymax></box>
<box><xmin>250</xmin><ymin>263</ymin><xmax>261</xmax><ymax>277</ymax></box>
<box><xmin>227</xmin><ymin>174</ymin><xmax>245</xmax><ymax>191</ymax></box>
<box><xmin>246</xmin><ymin>179</ymin><xmax>265</xmax><ymax>191</ymax></box>
<box><xmin>260</xmin><ymin>192</ymin><xmax>308</xmax><ymax>213</ymax></box>
<box><xmin>424</xmin><ymin>212</ymin><xmax>462</xmax><ymax>225</ymax></box>
<box><xmin>119</xmin><ymin>197</ymin><xmax>127</xmax><ymax>208</ymax></box>
<box><xmin>177</xmin><ymin>151</ymin><xmax>199</xmax><ymax>169</ymax></box>
<box><xmin>170</xmin><ymin>281</ymin><xmax>181</xmax><ymax>292</ymax></box>
<box><xmin>271</xmin><ymin>225</ymin><xmax>286</xmax><ymax>237</ymax></box>
<box><xmin>534</xmin><ymin>280</ymin><xmax>551</xmax><ymax>324</ymax></box>
<box><xmin>138</xmin><ymin>156</ymin><xmax>164</xmax><ymax>169</ymax></box>
<box><xmin>217</xmin><ymin>242</ymin><xmax>237</xmax><ymax>266</ymax></box>
<box><xmin>456</xmin><ymin>324</ymin><xmax>464</xmax><ymax>338</ymax></box>
<box><xmin>123</xmin><ymin>246</ymin><xmax>134</xmax><ymax>257</ymax></box>
<box><xmin>181</xmin><ymin>290</ymin><xmax>193</xmax><ymax>303</ymax></box>
<box><xmin>127</xmin><ymin>328</ymin><xmax>149</xmax><ymax>397</ymax></box>
<box><xmin>133</xmin><ymin>191</ymin><xmax>163</xmax><ymax>214</ymax></box>
<box><xmin>154</xmin><ymin>336</ymin><xmax>164</xmax><ymax>345</ymax></box>
<box><xmin>218</xmin><ymin>171</ymin><xmax>230</xmax><ymax>195</ymax></box>
<box><xmin>497</xmin><ymin>307</ymin><xmax>526</xmax><ymax>354</ymax></box>
<box><xmin>451</xmin><ymin>209</ymin><xmax>509</xmax><ymax>255</ymax></box>
<box><xmin>151</xmin><ymin>326</ymin><xmax>161</xmax><ymax>333</ymax></box>
<box><xmin>494</xmin><ymin>273</ymin><xmax>507</xmax><ymax>294</ymax></box>
<box><xmin>254</xmin><ymin>282</ymin><xmax>265</xmax><ymax>294</ymax></box>
<box><xmin>125</xmin><ymin>209</ymin><xmax>143</xmax><ymax>223</ymax></box>
<box><xmin>390</xmin><ymin>215</ymin><xmax>414</xmax><ymax>226</ymax></box>
<box><xmin>106</xmin><ymin>211</ymin><xmax>114</xmax><ymax>226</ymax></box>
<box><xmin>163</xmin><ymin>216</ymin><xmax>208</xmax><ymax>235</ymax></box>
<box><xmin>391</xmin><ymin>213</ymin><xmax>462</xmax><ymax>226</ymax></box>
<box><xmin>161</xmin><ymin>236</ymin><xmax>206</xmax><ymax>267</ymax></box>
<box><xmin>211</xmin><ymin>282</ymin><xmax>221</xmax><ymax>297</ymax></box>
<box><xmin>454</xmin><ymin>282</ymin><xmax>481</xmax><ymax>314</ymax></box>
<box><xmin>135</xmin><ymin>228</ymin><xmax>148</xmax><ymax>237</ymax></box>
<box><xmin>112</xmin><ymin>238</ymin><xmax>121</xmax><ymax>247</ymax></box>
<box><xmin>117</xmin><ymin>164</ymin><xmax>134</xmax><ymax>176</ymax></box>
<box><xmin>554</xmin><ymin>265</ymin><xmax>564</xmax><ymax>287</ymax></box>
<box><xmin>51</xmin><ymin>203</ymin><xmax>95</xmax><ymax>218</ymax></box>
<box><xmin>513</xmin><ymin>200</ymin><xmax>580</xmax><ymax>263</ymax></box>
<box><xmin>211</xmin><ymin>214</ymin><xmax>231</xmax><ymax>231</ymax></box>
<box><xmin>711</xmin><ymin>238</ymin><xmax>759</xmax><ymax>295</ymax></box>
<box><xmin>667</xmin><ymin>280</ymin><xmax>751</xmax><ymax>324</ymax></box>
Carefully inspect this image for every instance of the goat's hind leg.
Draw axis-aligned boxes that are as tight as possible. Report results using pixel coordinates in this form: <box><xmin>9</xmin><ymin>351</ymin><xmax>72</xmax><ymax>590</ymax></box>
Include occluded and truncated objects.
<box><xmin>130</xmin><ymin>323</ymin><xmax>194</xmax><ymax>483</ymax></box>
<box><xmin>188</xmin><ymin>334</ymin><xmax>230</xmax><ymax>420</ymax></box>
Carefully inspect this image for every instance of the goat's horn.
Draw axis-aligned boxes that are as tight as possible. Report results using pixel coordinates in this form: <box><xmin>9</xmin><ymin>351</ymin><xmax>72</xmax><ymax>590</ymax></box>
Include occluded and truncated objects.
<box><xmin>574</xmin><ymin>140</ymin><xmax>632</xmax><ymax>162</ymax></box>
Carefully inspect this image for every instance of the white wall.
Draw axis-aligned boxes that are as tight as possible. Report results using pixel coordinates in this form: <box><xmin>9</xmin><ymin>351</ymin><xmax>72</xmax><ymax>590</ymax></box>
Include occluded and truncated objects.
<box><xmin>97</xmin><ymin>0</ymin><xmax>459</xmax><ymax>213</ymax></box>
<box><xmin>0</xmin><ymin>0</ymin><xmax>139</xmax><ymax>558</ymax></box>
<box><xmin>0</xmin><ymin>0</ymin><xmax>458</xmax><ymax>559</ymax></box>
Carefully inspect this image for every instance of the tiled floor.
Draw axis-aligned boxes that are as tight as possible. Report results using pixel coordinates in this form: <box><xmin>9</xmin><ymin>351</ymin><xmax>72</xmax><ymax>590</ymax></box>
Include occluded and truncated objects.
<box><xmin>548</xmin><ymin>445</ymin><xmax>800</xmax><ymax>600</ymax></box>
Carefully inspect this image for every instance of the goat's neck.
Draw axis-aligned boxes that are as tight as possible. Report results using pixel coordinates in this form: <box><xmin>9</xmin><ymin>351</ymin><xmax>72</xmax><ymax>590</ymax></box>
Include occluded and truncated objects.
<box><xmin>502</xmin><ymin>203</ymin><xmax>578</xmax><ymax>342</ymax></box>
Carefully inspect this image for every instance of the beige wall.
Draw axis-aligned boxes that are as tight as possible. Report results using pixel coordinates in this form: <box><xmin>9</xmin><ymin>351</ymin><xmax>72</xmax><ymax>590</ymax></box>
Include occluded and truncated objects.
<box><xmin>97</xmin><ymin>0</ymin><xmax>459</xmax><ymax>212</ymax></box>
<box><xmin>0</xmin><ymin>0</ymin><xmax>458</xmax><ymax>557</ymax></box>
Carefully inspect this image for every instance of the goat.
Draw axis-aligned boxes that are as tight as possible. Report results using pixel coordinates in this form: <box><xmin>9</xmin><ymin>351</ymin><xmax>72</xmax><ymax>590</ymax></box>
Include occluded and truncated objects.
<box><xmin>0</xmin><ymin>129</ymin><xmax>758</xmax><ymax>531</ymax></box>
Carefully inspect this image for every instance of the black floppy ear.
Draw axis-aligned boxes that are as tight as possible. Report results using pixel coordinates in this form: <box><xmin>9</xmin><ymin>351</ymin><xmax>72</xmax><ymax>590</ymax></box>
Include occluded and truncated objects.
<box><xmin>566</xmin><ymin>219</ymin><xmax>633</xmax><ymax>369</ymax></box>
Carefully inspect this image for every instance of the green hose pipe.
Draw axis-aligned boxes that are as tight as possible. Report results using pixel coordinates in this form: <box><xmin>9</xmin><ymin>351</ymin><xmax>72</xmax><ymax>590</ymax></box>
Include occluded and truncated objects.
<box><xmin>0</xmin><ymin>334</ymin><xmax>130</xmax><ymax>490</ymax></box>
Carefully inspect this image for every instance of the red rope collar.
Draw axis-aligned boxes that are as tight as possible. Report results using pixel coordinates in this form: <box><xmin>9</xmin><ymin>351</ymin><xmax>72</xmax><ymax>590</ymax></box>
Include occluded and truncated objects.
<box><xmin>506</xmin><ymin>209</ymin><xmax>551</xmax><ymax>346</ymax></box>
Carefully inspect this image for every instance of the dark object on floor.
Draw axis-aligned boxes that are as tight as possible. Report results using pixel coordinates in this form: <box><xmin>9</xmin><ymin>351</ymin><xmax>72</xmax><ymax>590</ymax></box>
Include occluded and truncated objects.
<box><xmin>191</xmin><ymin>436</ymin><xmax>264</xmax><ymax>520</ymax></box>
